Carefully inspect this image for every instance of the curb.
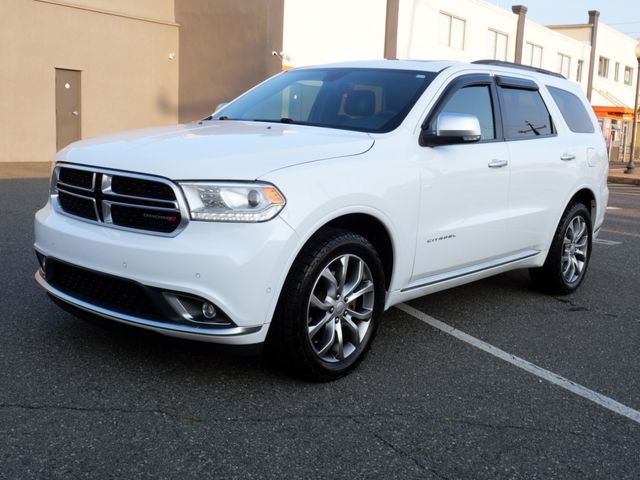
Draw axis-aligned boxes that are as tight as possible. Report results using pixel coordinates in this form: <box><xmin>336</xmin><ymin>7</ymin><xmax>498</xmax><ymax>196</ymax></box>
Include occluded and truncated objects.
<box><xmin>608</xmin><ymin>174</ymin><xmax>640</xmax><ymax>186</ymax></box>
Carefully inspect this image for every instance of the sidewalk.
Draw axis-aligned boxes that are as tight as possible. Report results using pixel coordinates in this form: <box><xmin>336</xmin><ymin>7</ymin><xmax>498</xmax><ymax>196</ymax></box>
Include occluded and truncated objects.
<box><xmin>608</xmin><ymin>164</ymin><xmax>640</xmax><ymax>186</ymax></box>
<box><xmin>0</xmin><ymin>162</ymin><xmax>51</xmax><ymax>180</ymax></box>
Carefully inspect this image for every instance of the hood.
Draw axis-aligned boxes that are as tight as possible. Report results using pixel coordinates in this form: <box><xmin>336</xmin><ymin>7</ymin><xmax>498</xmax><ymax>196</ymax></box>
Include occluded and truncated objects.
<box><xmin>58</xmin><ymin>121</ymin><xmax>374</xmax><ymax>180</ymax></box>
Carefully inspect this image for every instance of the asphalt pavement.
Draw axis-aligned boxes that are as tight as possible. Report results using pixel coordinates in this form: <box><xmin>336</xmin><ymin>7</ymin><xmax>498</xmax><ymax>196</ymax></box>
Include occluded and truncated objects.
<box><xmin>1</xmin><ymin>178</ymin><xmax>639</xmax><ymax>479</ymax></box>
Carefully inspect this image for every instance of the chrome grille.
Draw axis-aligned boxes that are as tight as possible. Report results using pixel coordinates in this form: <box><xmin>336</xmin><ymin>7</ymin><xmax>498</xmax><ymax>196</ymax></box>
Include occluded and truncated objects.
<box><xmin>52</xmin><ymin>164</ymin><xmax>187</xmax><ymax>236</ymax></box>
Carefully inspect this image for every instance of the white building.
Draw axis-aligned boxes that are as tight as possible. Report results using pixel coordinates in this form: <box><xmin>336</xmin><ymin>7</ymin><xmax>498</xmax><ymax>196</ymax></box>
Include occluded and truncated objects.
<box><xmin>282</xmin><ymin>0</ymin><xmax>639</xmax><ymax>162</ymax></box>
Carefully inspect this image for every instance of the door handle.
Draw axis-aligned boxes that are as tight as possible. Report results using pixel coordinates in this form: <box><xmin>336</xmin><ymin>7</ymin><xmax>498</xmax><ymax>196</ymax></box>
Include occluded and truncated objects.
<box><xmin>560</xmin><ymin>153</ymin><xmax>576</xmax><ymax>161</ymax></box>
<box><xmin>488</xmin><ymin>159</ymin><xmax>508</xmax><ymax>168</ymax></box>
<box><xmin>71</xmin><ymin>111</ymin><xmax>79</xmax><ymax>116</ymax></box>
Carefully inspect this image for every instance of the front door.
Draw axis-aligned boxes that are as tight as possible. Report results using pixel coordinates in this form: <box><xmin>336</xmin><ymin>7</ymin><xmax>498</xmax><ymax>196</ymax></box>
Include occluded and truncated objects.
<box><xmin>55</xmin><ymin>68</ymin><xmax>81</xmax><ymax>151</ymax></box>
<box><xmin>412</xmin><ymin>76</ymin><xmax>511</xmax><ymax>282</ymax></box>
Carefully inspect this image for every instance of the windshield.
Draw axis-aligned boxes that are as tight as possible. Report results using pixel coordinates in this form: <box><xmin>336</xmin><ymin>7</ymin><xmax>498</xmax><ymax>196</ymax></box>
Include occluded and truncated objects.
<box><xmin>213</xmin><ymin>68</ymin><xmax>438</xmax><ymax>133</ymax></box>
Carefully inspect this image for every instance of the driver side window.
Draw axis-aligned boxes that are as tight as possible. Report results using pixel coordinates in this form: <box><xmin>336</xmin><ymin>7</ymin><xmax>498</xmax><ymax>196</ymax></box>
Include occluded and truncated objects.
<box><xmin>437</xmin><ymin>85</ymin><xmax>496</xmax><ymax>140</ymax></box>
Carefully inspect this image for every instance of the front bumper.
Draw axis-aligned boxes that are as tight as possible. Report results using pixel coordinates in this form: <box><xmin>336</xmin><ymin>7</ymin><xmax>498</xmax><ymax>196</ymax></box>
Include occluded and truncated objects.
<box><xmin>34</xmin><ymin>201</ymin><xmax>299</xmax><ymax>345</ymax></box>
<box><xmin>35</xmin><ymin>269</ymin><xmax>266</xmax><ymax>343</ymax></box>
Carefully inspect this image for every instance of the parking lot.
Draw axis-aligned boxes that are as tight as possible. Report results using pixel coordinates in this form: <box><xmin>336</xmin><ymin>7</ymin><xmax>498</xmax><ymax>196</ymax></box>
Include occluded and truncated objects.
<box><xmin>1</xmin><ymin>175</ymin><xmax>639</xmax><ymax>479</ymax></box>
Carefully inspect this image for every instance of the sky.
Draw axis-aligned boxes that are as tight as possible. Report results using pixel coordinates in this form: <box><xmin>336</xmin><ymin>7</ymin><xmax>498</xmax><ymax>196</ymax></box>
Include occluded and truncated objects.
<box><xmin>492</xmin><ymin>0</ymin><xmax>640</xmax><ymax>38</ymax></box>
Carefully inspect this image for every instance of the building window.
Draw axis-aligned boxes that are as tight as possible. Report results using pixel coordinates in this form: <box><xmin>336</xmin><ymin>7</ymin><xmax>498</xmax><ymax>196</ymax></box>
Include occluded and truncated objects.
<box><xmin>487</xmin><ymin>29</ymin><xmax>508</xmax><ymax>61</ymax></box>
<box><xmin>439</xmin><ymin>12</ymin><xmax>465</xmax><ymax>50</ymax></box>
<box><xmin>557</xmin><ymin>53</ymin><xmax>571</xmax><ymax>78</ymax></box>
<box><xmin>614</xmin><ymin>62</ymin><xmax>620</xmax><ymax>81</ymax></box>
<box><xmin>524</xmin><ymin>42</ymin><xmax>543</xmax><ymax>68</ymax></box>
<box><xmin>598</xmin><ymin>56</ymin><xmax>609</xmax><ymax>78</ymax></box>
<box><xmin>624</xmin><ymin>66</ymin><xmax>633</xmax><ymax>86</ymax></box>
<box><xmin>576</xmin><ymin>60</ymin><xmax>583</xmax><ymax>82</ymax></box>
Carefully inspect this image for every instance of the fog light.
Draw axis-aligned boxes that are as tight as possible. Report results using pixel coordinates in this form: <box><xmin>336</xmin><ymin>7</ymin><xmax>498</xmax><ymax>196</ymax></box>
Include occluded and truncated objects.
<box><xmin>202</xmin><ymin>302</ymin><xmax>217</xmax><ymax>319</ymax></box>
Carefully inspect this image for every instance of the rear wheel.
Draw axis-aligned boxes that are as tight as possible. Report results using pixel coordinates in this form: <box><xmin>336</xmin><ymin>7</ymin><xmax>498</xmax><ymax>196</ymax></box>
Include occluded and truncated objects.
<box><xmin>530</xmin><ymin>201</ymin><xmax>592</xmax><ymax>295</ymax></box>
<box><xmin>268</xmin><ymin>229</ymin><xmax>385</xmax><ymax>381</ymax></box>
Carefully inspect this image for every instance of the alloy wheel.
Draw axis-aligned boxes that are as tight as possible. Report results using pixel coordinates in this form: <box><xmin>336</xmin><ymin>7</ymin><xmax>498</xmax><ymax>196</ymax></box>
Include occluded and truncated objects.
<box><xmin>561</xmin><ymin>215</ymin><xmax>589</xmax><ymax>285</ymax></box>
<box><xmin>306</xmin><ymin>254</ymin><xmax>375</xmax><ymax>363</ymax></box>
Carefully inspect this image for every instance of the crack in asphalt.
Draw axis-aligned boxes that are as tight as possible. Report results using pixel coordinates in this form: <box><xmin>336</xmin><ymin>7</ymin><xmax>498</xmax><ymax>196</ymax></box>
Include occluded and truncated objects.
<box><xmin>0</xmin><ymin>403</ymin><xmax>175</xmax><ymax>418</ymax></box>
<box><xmin>551</xmin><ymin>296</ymin><xmax>622</xmax><ymax>317</ymax></box>
<box><xmin>351</xmin><ymin>416</ymin><xmax>450</xmax><ymax>479</ymax></box>
<box><xmin>0</xmin><ymin>403</ymin><xmax>610</xmax><ymax>441</ymax></box>
<box><xmin>443</xmin><ymin>417</ymin><xmax>593</xmax><ymax>439</ymax></box>
<box><xmin>551</xmin><ymin>296</ymin><xmax>589</xmax><ymax>312</ymax></box>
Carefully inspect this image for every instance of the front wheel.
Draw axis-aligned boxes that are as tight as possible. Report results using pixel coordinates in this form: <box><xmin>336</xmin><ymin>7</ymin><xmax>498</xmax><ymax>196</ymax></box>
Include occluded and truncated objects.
<box><xmin>267</xmin><ymin>229</ymin><xmax>385</xmax><ymax>381</ymax></box>
<box><xmin>530</xmin><ymin>201</ymin><xmax>592</xmax><ymax>295</ymax></box>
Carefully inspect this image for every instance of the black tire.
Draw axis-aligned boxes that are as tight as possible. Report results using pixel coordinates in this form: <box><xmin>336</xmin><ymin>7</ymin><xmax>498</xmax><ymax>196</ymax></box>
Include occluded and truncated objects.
<box><xmin>529</xmin><ymin>201</ymin><xmax>592</xmax><ymax>295</ymax></box>
<box><xmin>267</xmin><ymin>228</ymin><xmax>386</xmax><ymax>381</ymax></box>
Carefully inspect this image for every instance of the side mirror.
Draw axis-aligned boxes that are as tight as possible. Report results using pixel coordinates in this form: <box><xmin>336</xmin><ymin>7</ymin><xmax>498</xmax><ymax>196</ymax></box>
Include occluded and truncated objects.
<box><xmin>420</xmin><ymin>112</ymin><xmax>482</xmax><ymax>147</ymax></box>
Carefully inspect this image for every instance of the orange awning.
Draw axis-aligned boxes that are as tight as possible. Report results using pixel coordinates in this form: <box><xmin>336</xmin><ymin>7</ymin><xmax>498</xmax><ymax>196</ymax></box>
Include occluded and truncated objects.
<box><xmin>592</xmin><ymin>106</ymin><xmax>636</xmax><ymax>121</ymax></box>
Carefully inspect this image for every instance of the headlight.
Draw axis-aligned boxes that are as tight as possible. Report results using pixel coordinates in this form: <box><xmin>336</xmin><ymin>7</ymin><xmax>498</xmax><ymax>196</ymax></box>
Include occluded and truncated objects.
<box><xmin>179</xmin><ymin>182</ymin><xmax>286</xmax><ymax>222</ymax></box>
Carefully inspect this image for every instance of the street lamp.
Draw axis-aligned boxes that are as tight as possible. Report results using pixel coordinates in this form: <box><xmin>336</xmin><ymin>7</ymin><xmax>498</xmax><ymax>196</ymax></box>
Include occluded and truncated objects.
<box><xmin>625</xmin><ymin>42</ymin><xmax>640</xmax><ymax>174</ymax></box>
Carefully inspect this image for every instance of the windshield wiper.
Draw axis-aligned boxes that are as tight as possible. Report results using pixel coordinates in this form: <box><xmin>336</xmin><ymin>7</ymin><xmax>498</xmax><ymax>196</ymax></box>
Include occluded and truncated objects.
<box><xmin>198</xmin><ymin>115</ymin><xmax>229</xmax><ymax>124</ymax></box>
<box><xmin>249</xmin><ymin>118</ymin><xmax>296</xmax><ymax>124</ymax></box>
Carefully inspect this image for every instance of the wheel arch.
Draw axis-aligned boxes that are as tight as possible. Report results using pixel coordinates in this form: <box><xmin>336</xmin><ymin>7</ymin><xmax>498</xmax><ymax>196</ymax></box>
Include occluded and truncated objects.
<box><xmin>569</xmin><ymin>187</ymin><xmax>597</xmax><ymax>222</ymax></box>
<box><xmin>540</xmin><ymin>186</ymin><xmax>598</xmax><ymax>264</ymax></box>
<box><xmin>280</xmin><ymin>211</ymin><xmax>396</xmax><ymax>294</ymax></box>
<box><xmin>319</xmin><ymin>213</ymin><xmax>394</xmax><ymax>290</ymax></box>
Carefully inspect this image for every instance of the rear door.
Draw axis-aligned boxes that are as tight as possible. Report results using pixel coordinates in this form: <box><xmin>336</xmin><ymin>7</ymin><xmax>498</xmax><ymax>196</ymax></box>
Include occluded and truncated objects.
<box><xmin>498</xmin><ymin>76</ymin><xmax>582</xmax><ymax>253</ymax></box>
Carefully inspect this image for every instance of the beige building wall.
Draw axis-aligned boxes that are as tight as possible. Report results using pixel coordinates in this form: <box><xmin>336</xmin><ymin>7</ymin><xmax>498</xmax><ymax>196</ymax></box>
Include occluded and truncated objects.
<box><xmin>64</xmin><ymin>0</ymin><xmax>176</xmax><ymax>22</ymax></box>
<box><xmin>0</xmin><ymin>0</ymin><xmax>179</xmax><ymax>163</ymax></box>
<box><xmin>175</xmin><ymin>0</ymin><xmax>284</xmax><ymax>123</ymax></box>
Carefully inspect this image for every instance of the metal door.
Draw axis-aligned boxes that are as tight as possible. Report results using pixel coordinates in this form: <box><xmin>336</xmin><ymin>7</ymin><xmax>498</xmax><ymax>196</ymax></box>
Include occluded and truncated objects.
<box><xmin>55</xmin><ymin>69</ymin><xmax>81</xmax><ymax>151</ymax></box>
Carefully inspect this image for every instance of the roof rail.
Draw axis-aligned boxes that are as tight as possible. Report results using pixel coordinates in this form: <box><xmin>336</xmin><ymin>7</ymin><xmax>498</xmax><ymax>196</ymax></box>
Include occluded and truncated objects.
<box><xmin>471</xmin><ymin>60</ymin><xmax>565</xmax><ymax>79</ymax></box>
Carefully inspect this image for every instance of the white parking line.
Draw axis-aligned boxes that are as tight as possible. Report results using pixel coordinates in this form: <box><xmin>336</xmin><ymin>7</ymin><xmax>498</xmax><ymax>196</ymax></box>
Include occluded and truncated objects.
<box><xmin>397</xmin><ymin>303</ymin><xmax>640</xmax><ymax>425</ymax></box>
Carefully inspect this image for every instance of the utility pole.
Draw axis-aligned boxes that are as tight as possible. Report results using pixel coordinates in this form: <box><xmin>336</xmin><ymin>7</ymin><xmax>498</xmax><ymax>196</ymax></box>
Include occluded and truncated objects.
<box><xmin>384</xmin><ymin>0</ymin><xmax>399</xmax><ymax>60</ymax></box>
<box><xmin>625</xmin><ymin>44</ymin><xmax>640</xmax><ymax>174</ymax></box>
<box><xmin>512</xmin><ymin>5</ymin><xmax>527</xmax><ymax>64</ymax></box>
<box><xmin>586</xmin><ymin>11</ymin><xmax>600</xmax><ymax>102</ymax></box>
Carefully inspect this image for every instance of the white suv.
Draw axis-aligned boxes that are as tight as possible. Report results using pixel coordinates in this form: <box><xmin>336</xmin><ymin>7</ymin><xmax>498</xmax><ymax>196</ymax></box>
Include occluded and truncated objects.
<box><xmin>35</xmin><ymin>60</ymin><xmax>608</xmax><ymax>380</ymax></box>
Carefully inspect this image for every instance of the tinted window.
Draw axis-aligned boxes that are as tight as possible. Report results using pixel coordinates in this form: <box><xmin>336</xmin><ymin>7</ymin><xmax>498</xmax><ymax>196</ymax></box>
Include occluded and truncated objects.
<box><xmin>438</xmin><ymin>85</ymin><xmax>495</xmax><ymax>140</ymax></box>
<box><xmin>214</xmin><ymin>68</ymin><xmax>437</xmax><ymax>133</ymax></box>
<box><xmin>500</xmin><ymin>87</ymin><xmax>554</xmax><ymax>139</ymax></box>
<box><xmin>547</xmin><ymin>86</ymin><xmax>595</xmax><ymax>133</ymax></box>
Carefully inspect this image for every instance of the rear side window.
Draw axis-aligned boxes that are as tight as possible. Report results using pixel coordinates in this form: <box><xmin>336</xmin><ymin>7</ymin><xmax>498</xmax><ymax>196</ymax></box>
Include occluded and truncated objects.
<box><xmin>547</xmin><ymin>86</ymin><xmax>595</xmax><ymax>133</ymax></box>
<box><xmin>500</xmin><ymin>87</ymin><xmax>554</xmax><ymax>139</ymax></box>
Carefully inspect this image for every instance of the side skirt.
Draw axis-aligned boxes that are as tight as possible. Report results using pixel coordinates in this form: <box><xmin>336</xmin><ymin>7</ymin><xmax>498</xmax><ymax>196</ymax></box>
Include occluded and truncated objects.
<box><xmin>385</xmin><ymin>250</ymin><xmax>541</xmax><ymax>309</ymax></box>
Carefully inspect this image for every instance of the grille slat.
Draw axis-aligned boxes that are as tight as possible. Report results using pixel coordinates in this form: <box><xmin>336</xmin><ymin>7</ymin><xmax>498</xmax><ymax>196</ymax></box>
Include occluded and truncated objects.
<box><xmin>110</xmin><ymin>204</ymin><xmax>181</xmax><ymax>233</ymax></box>
<box><xmin>58</xmin><ymin>168</ymin><xmax>93</xmax><ymax>190</ymax></box>
<box><xmin>111</xmin><ymin>176</ymin><xmax>176</xmax><ymax>201</ymax></box>
<box><xmin>58</xmin><ymin>191</ymin><xmax>97</xmax><ymax>220</ymax></box>
<box><xmin>55</xmin><ymin>167</ymin><xmax>182</xmax><ymax>235</ymax></box>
